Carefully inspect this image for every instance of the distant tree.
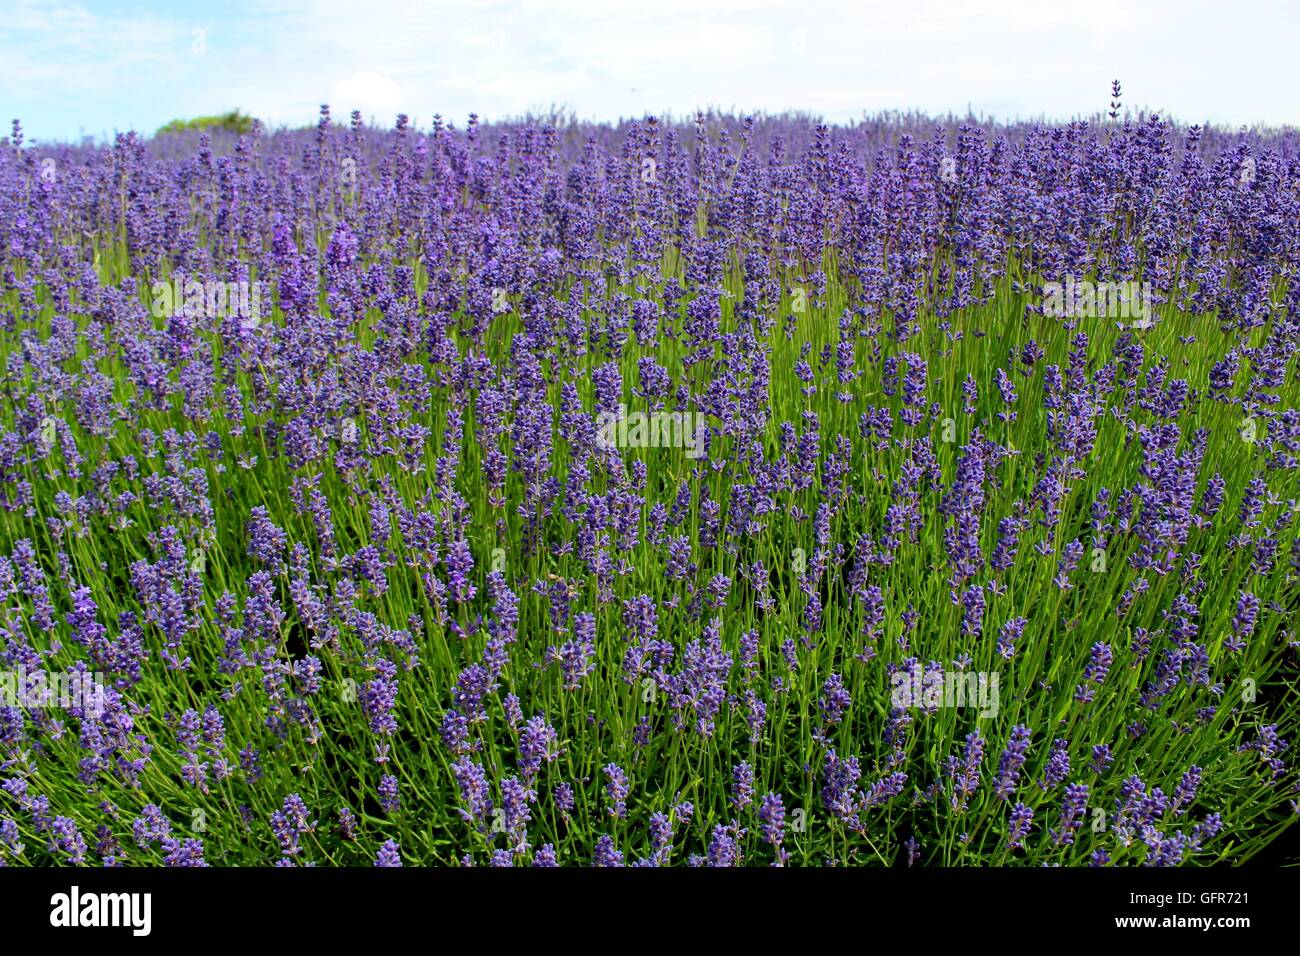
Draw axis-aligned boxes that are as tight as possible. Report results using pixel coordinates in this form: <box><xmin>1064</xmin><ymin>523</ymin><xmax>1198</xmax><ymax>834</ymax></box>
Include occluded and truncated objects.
<box><xmin>156</xmin><ymin>110</ymin><xmax>256</xmax><ymax>136</ymax></box>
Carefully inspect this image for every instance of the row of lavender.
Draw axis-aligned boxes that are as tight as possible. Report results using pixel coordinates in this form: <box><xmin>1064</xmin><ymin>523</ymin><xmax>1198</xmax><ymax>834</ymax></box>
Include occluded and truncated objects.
<box><xmin>0</xmin><ymin>106</ymin><xmax>1297</xmax><ymax>866</ymax></box>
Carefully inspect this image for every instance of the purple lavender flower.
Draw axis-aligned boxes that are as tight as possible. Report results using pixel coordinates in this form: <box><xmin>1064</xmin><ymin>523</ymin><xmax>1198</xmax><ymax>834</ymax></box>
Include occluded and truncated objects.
<box><xmin>593</xmin><ymin>835</ymin><xmax>624</xmax><ymax>867</ymax></box>
<box><xmin>374</xmin><ymin>839</ymin><xmax>401</xmax><ymax>867</ymax></box>
<box><xmin>500</xmin><ymin>775</ymin><xmax>536</xmax><ymax>854</ymax></box>
<box><xmin>1040</xmin><ymin>739</ymin><xmax>1071</xmax><ymax>790</ymax></box>
<box><xmin>997</xmin><ymin>617</ymin><xmax>1026</xmax><ymax>659</ymax></box>
<box><xmin>1075</xmin><ymin>642</ymin><xmax>1114</xmax><ymax>702</ymax></box>
<box><xmin>554</xmin><ymin>782</ymin><xmax>575</xmax><ymax>817</ymax></box>
<box><xmin>704</xmin><ymin>824</ymin><xmax>742</xmax><ymax>867</ymax></box>
<box><xmin>1007</xmin><ymin>802</ymin><xmax>1034</xmax><ymax>849</ymax></box>
<box><xmin>1091</xmin><ymin>745</ymin><xmax>1113</xmax><ymax>774</ymax></box>
<box><xmin>993</xmin><ymin>725</ymin><xmax>1032</xmax><ymax>800</ymax></box>
<box><xmin>533</xmin><ymin>844</ymin><xmax>558</xmax><ymax>867</ymax></box>
<box><xmin>378</xmin><ymin>774</ymin><xmax>400</xmax><ymax>815</ymax></box>
<box><xmin>1228</xmin><ymin>591</ymin><xmax>1258</xmax><ymax>651</ymax></box>
<box><xmin>518</xmin><ymin>715</ymin><xmax>561</xmax><ymax>781</ymax></box>
<box><xmin>758</xmin><ymin>793</ymin><xmax>788</xmax><ymax>864</ymax></box>
<box><xmin>947</xmin><ymin>731</ymin><xmax>985</xmax><ymax>810</ymax></box>
<box><xmin>904</xmin><ymin>836</ymin><xmax>921</xmax><ymax>866</ymax></box>
<box><xmin>269</xmin><ymin>794</ymin><xmax>314</xmax><ymax>858</ymax></box>
<box><xmin>49</xmin><ymin>817</ymin><xmax>88</xmax><ymax>866</ymax></box>
<box><xmin>646</xmin><ymin>811</ymin><xmax>675</xmax><ymax>866</ymax></box>
<box><xmin>452</xmin><ymin>758</ymin><xmax>493</xmax><ymax>829</ymax></box>
<box><xmin>338</xmin><ymin>807</ymin><xmax>358</xmax><ymax>841</ymax></box>
<box><xmin>819</xmin><ymin>672</ymin><xmax>851</xmax><ymax>725</ymax></box>
<box><xmin>604</xmin><ymin>763</ymin><xmax>629</xmax><ymax>819</ymax></box>
<box><xmin>362</xmin><ymin>658</ymin><xmax>400</xmax><ymax>763</ymax></box>
<box><xmin>1052</xmin><ymin>783</ymin><xmax>1089</xmax><ymax>845</ymax></box>
<box><xmin>1172</xmin><ymin>766</ymin><xmax>1202</xmax><ymax>814</ymax></box>
<box><xmin>822</xmin><ymin>750</ymin><xmax>862</xmax><ymax>824</ymax></box>
<box><xmin>732</xmin><ymin>761</ymin><xmax>755</xmax><ymax>811</ymax></box>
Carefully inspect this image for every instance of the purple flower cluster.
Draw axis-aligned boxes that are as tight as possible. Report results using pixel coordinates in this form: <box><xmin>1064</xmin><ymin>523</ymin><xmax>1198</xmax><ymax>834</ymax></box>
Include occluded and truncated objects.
<box><xmin>0</xmin><ymin>104</ymin><xmax>1294</xmax><ymax>868</ymax></box>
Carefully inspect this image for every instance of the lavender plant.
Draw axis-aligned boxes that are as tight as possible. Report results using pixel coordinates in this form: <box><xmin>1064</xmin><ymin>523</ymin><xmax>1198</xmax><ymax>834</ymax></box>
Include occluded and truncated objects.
<box><xmin>0</xmin><ymin>104</ymin><xmax>1297</xmax><ymax>867</ymax></box>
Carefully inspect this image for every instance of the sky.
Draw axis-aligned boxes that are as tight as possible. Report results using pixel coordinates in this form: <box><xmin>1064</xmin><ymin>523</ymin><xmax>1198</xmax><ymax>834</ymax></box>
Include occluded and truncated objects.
<box><xmin>2</xmin><ymin>0</ymin><xmax>1298</xmax><ymax>143</ymax></box>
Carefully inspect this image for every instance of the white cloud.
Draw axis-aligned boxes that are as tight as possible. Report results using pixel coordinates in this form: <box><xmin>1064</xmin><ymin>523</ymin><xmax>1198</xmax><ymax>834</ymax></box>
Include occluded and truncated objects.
<box><xmin>332</xmin><ymin>71</ymin><xmax>404</xmax><ymax>121</ymax></box>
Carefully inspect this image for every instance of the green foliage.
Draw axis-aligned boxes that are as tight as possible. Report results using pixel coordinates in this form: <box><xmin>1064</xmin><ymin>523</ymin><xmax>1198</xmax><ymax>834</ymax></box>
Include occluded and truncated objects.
<box><xmin>1</xmin><ymin>245</ymin><xmax>1296</xmax><ymax>866</ymax></box>
<box><xmin>156</xmin><ymin>110</ymin><xmax>256</xmax><ymax>137</ymax></box>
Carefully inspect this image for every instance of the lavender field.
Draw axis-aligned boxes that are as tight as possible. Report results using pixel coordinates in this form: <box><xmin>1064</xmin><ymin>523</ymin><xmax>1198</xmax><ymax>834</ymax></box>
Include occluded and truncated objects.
<box><xmin>0</xmin><ymin>104</ymin><xmax>1297</xmax><ymax>867</ymax></box>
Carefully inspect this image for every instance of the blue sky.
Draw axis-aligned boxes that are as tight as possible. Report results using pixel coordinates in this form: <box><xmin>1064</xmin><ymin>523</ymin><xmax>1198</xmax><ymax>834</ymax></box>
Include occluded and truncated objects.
<box><xmin>3</xmin><ymin>0</ymin><xmax>1299</xmax><ymax>143</ymax></box>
